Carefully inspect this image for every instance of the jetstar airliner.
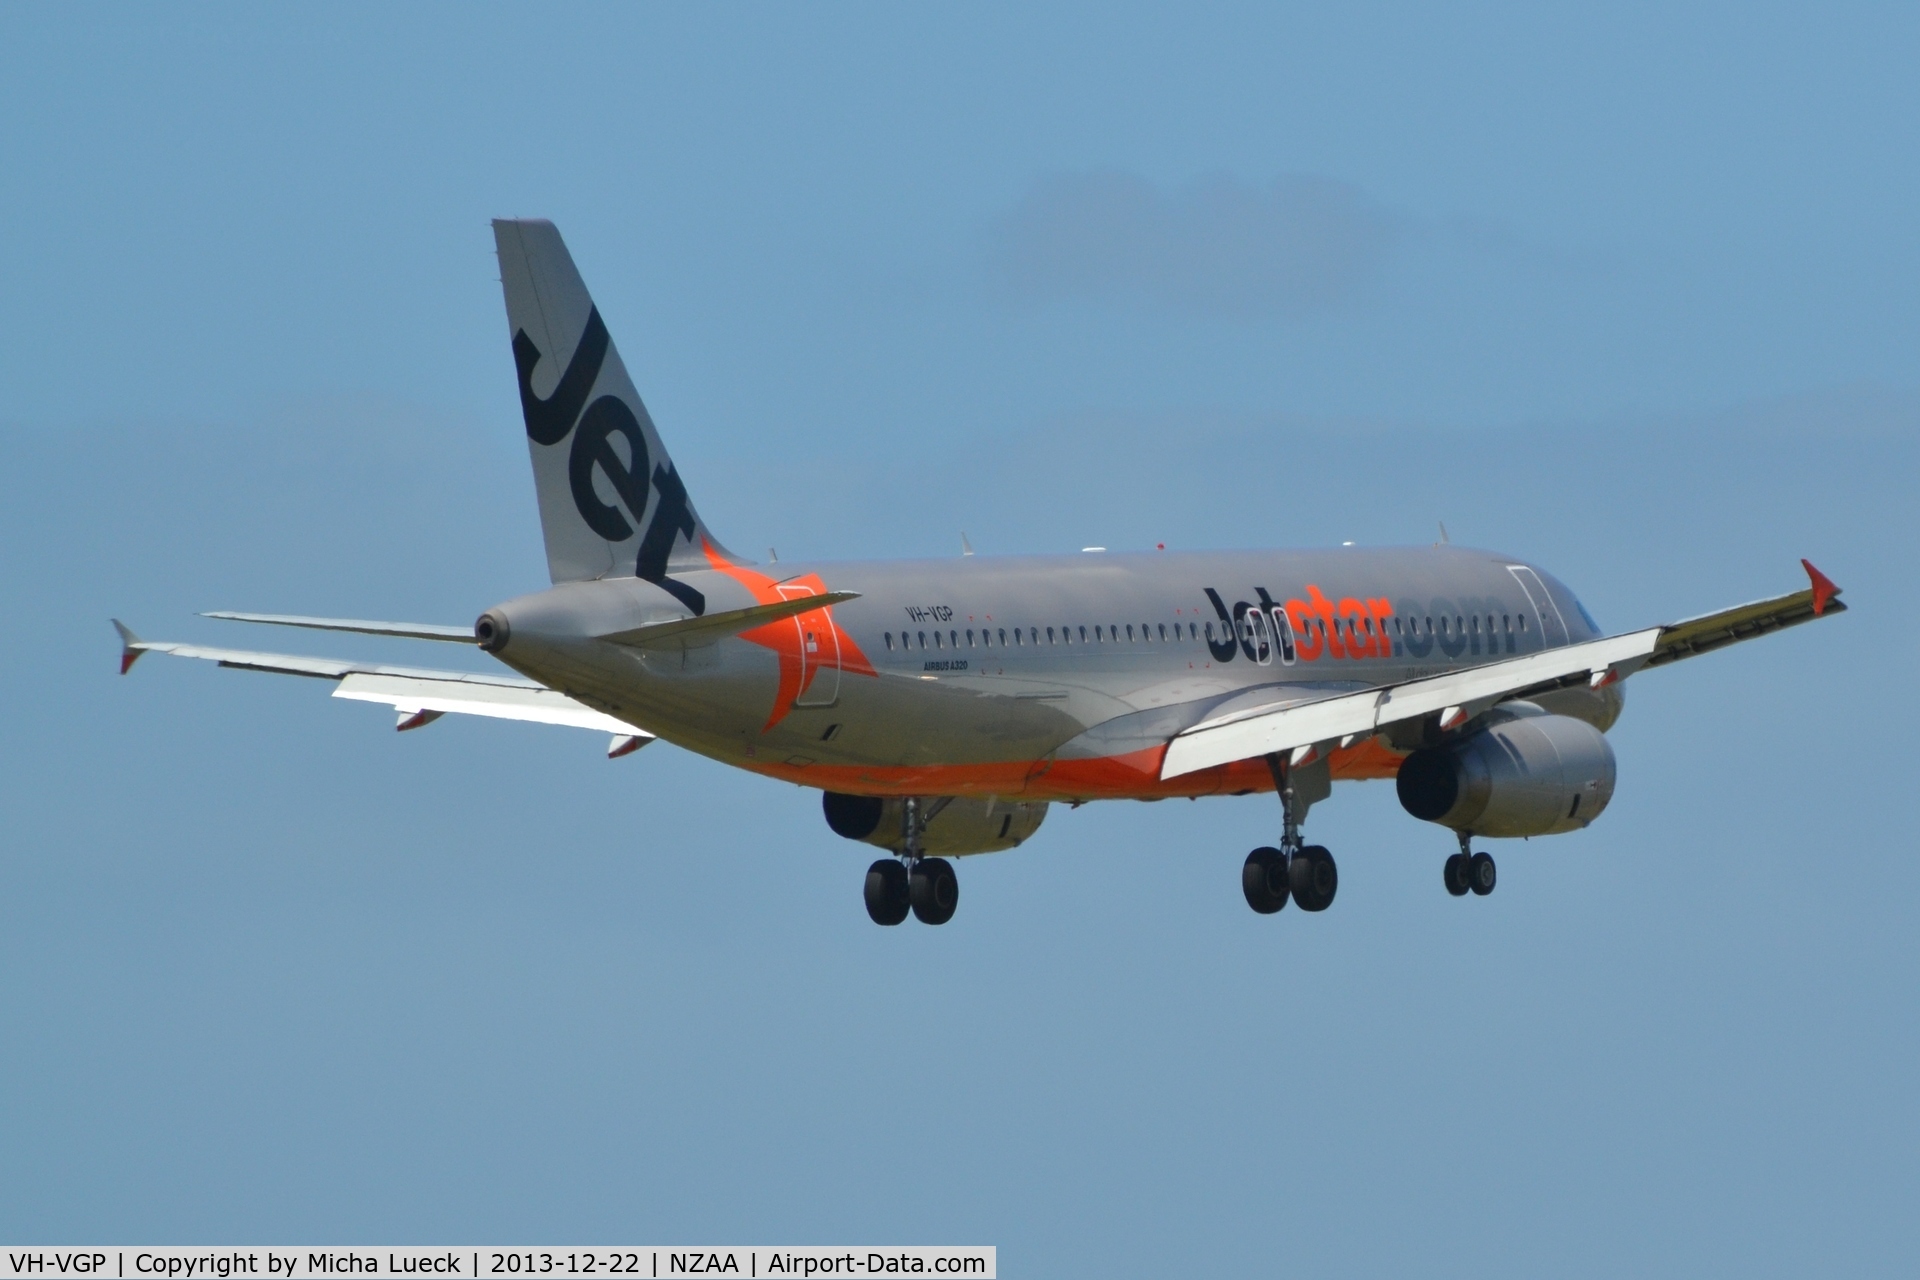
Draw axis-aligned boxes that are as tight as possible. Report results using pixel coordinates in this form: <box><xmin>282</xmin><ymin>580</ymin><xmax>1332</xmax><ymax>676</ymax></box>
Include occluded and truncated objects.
<box><xmin>116</xmin><ymin>219</ymin><xmax>1848</xmax><ymax>926</ymax></box>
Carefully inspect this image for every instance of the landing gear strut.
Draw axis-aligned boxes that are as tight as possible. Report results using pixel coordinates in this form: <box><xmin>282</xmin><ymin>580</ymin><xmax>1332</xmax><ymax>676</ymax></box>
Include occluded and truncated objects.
<box><xmin>1443</xmin><ymin>830</ymin><xmax>1496</xmax><ymax>898</ymax></box>
<box><xmin>1242</xmin><ymin>753</ymin><xmax>1338</xmax><ymax>915</ymax></box>
<box><xmin>864</xmin><ymin>796</ymin><xmax>961</xmax><ymax>926</ymax></box>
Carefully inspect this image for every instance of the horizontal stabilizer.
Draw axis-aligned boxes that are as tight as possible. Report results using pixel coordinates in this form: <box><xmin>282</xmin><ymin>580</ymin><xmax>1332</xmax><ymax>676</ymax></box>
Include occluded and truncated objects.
<box><xmin>203</xmin><ymin>611</ymin><xmax>476</xmax><ymax>643</ymax></box>
<box><xmin>595</xmin><ymin>591</ymin><xmax>859</xmax><ymax>648</ymax></box>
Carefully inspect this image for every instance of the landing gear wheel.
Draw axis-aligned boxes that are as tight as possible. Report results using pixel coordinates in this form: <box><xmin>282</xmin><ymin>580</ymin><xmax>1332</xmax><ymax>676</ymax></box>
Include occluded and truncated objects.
<box><xmin>909</xmin><ymin>857</ymin><xmax>959</xmax><ymax>925</ymax></box>
<box><xmin>1468</xmin><ymin>850</ymin><xmax>1497</xmax><ymax>896</ymax></box>
<box><xmin>1288</xmin><ymin>845</ymin><xmax>1338</xmax><ymax>912</ymax></box>
<box><xmin>1443</xmin><ymin>852</ymin><xmax>1470</xmax><ymax>897</ymax></box>
<box><xmin>864</xmin><ymin>859</ymin><xmax>910</xmax><ymax>926</ymax></box>
<box><xmin>1242</xmin><ymin>846</ymin><xmax>1290</xmax><ymax>914</ymax></box>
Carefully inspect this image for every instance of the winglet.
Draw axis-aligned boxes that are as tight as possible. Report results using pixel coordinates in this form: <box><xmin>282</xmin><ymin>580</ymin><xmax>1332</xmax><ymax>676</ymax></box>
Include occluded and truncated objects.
<box><xmin>111</xmin><ymin>619</ymin><xmax>144</xmax><ymax>674</ymax></box>
<box><xmin>1801</xmin><ymin>559</ymin><xmax>1840</xmax><ymax>616</ymax></box>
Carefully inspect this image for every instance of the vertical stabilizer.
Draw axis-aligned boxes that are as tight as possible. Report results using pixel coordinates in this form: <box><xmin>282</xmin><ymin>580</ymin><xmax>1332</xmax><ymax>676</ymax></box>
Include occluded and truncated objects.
<box><xmin>493</xmin><ymin>218</ymin><xmax>730</xmax><ymax>609</ymax></box>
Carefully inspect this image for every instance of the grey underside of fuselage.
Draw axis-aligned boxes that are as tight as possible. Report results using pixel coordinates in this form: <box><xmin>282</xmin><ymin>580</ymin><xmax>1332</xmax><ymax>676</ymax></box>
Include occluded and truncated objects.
<box><xmin>487</xmin><ymin>544</ymin><xmax>1621</xmax><ymax>793</ymax></box>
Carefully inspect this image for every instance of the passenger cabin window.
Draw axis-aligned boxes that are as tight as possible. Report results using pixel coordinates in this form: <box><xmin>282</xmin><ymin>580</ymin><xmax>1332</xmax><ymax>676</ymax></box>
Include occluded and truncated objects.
<box><xmin>884</xmin><ymin>632</ymin><xmax>894</xmax><ymax>650</ymax></box>
<box><xmin>1047</xmin><ymin>627</ymin><xmax>1056</xmax><ymax>644</ymax></box>
<box><xmin>918</xmin><ymin>631</ymin><xmax>927</xmax><ymax>648</ymax></box>
<box><xmin>1126</xmin><ymin>625</ymin><xmax>1135</xmax><ymax>642</ymax></box>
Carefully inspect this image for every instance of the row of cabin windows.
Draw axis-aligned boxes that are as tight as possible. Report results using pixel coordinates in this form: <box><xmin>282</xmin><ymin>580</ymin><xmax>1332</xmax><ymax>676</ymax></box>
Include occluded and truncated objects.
<box><xmin>880</xmin><ymin>610</ymin><xmax>1534</xmax><ymax>655</ymax></box>
<box><xmin>883</xmin><ymin>621</ymin><xmax>1205</xmax><ymax>651</ymax></box>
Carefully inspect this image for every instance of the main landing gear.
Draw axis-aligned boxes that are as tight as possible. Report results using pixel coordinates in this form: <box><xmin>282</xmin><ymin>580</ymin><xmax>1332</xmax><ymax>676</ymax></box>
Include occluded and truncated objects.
<box><xmin>1442</xmin><ymin>830</ymin><xmax>1496</xmax><ymax>898</ymax></box>
<box><xmin>1242</xmin><ymin>754</ymin><xmax>1339</xmax><ymax>915</ymax></box>
<box><xmin>864</xmin><ymin>796</ymin><xmax>960</xmax><ymax>927</ymax></box>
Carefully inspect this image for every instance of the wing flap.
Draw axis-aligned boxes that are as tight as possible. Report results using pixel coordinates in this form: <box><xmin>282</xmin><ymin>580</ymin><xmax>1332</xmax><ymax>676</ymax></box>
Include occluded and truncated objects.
<box><xmin>333</xmin><ymin>672</ymin><xmax>647</xmax><ymax>735</ymax></box>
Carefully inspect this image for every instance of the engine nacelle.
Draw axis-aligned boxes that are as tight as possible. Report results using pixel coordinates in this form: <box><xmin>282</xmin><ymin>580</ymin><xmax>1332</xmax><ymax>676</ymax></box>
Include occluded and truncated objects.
<box><xmin>822</xmin><ymin>792</ymin><xmax>1048</xmax><ymax>855</ymax></box>
<box><xmin>1396</xmin><ymin>710</ymin><xmax>1616</xmax><ymax>837</ymax></box>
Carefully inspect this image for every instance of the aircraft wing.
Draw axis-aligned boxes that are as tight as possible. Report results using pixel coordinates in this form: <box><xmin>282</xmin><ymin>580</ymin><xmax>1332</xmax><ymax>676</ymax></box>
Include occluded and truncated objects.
<box><xmin>113</xmin><ymin>621</ymin><xmax>654</xmax><ymax>757</ymax></box>
<box><xmin>1161</xmin><ymin>560</ymin><xmax>1845</xmax><ymax>780</ymax></box>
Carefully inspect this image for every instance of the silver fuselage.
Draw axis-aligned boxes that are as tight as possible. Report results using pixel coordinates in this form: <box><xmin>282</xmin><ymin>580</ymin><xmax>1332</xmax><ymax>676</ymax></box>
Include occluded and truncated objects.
<box><xmin>482</xmin><ymin>543</ymin><xmax>1621</xmax><ymax>801</ymax></box>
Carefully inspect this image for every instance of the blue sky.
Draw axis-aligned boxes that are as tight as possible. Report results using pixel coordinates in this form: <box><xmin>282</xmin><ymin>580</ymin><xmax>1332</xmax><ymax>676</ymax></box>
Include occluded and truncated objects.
<box><xmin>2</xmin><ymin>5</ymin><xmax>1915</xmax><ymax>1275</ymax></box>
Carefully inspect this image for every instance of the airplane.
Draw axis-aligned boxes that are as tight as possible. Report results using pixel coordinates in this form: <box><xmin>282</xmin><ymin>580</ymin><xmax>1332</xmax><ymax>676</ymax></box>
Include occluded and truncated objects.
<box><xmin>115</xmin><ymin>218</ymin><xmax>1848</xmax><ymax>927</ymax></box>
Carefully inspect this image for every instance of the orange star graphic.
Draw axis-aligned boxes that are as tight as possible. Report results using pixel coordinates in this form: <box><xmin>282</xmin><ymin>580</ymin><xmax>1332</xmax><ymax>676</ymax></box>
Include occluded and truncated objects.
<box><xmin>702</xmin><ymin>541</ymin><xmax>877</xmax><ymax>731</ymax></box>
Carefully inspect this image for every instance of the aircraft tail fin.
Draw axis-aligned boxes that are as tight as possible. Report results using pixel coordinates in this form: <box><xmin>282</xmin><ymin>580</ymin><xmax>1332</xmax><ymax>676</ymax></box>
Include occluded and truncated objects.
<box><xmin>492</xmin><ymin>218</ymin><xmax>732</xmax><ymax>608</ymax></box>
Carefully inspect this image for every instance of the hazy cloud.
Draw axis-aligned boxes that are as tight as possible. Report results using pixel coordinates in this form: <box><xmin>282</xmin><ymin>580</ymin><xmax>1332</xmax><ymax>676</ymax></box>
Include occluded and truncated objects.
<box><xmin>985</xmin><ymin>171</ymin><xmax>1403</xmax><ymax>321</ymax></box>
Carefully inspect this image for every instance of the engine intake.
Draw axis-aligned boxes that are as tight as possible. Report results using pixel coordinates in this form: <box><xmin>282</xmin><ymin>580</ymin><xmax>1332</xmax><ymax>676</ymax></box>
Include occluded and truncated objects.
<box><xmin>1396</xmin><ymin>710</ymin><xmax>1616</xmax><ymax>837</ymax></box>
<box><xmin>822</xmin><ymin>792</ymin><xmax>1047</xmax><ymax>855</ymax></box>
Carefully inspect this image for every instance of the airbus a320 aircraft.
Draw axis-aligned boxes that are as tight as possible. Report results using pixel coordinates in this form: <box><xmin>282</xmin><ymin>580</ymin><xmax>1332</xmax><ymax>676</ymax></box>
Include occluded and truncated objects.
<box><xmin>117</xmin><ymin>219</ymin><xmax>1847</xmax><ymax>926</ymax></box>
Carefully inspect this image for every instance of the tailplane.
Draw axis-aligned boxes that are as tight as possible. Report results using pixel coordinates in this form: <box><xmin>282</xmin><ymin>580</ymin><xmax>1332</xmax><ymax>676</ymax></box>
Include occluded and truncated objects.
<box><xmin>492</xmin><ymin>218</ymin><xmax>731</xmax><ymax>610</ymax></box>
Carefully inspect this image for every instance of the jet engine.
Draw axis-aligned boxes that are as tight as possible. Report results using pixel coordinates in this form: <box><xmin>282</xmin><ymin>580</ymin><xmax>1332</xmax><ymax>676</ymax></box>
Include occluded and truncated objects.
<box><xmin>1396</xmin><ymin>710</ymin><xmax>1616</xmax><ymax>837</ymax></box>
<box><xmin>822</xmin><ymin>792</ymin><xmax>1048</xmax><ymax>855</ymax></box>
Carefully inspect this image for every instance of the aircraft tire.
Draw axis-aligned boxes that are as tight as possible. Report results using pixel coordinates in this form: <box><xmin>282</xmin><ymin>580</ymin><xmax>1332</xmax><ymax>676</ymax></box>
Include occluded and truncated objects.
<box><xmin>1242</xmin><ymin>846</ymin><xmax>1290</xmax><ymax>914</ymax></box>
<box><xmin>1469</xmin><ymin>851</ymin><xmax>1497</xmax><ymax>896</ymax></box>
<box><xmin>864</xmin><ymin>858</ymin><xmax>911</xmax><ymax>926</ymax></box>
<box><xmin>909</xmin><ymin>857</ymin><xmax>959</xmax><ymax>925</ymax></box>
<box><xmin>1289</xmin><ymin>845</ymin><xmax>1338</xmax><ymax>912</ymax></box>
<box><xmin>1443</xmin><ymin>853</ymin><xmax>1471</xmax><ymax>897</ymax></box>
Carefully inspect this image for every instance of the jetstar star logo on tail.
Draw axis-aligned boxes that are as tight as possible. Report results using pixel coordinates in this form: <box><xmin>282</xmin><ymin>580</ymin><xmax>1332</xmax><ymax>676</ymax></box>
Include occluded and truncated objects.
<box><xmin>704</xmin><ymin>542</ymin><xmax>878</xmax><ymax>731</ymax></box>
